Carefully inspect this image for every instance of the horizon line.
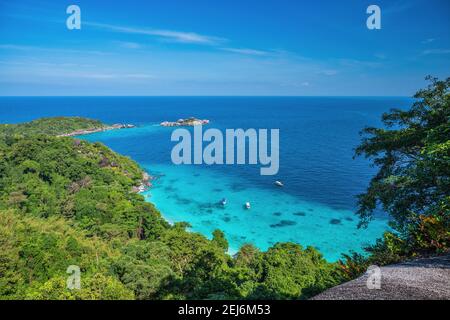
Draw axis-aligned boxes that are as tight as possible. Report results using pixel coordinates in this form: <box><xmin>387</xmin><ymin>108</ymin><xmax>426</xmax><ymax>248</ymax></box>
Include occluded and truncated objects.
<box><xmin>0</xmin><ymin>95</ymin><xmax>412</xmax><ymax>98</ymax></box>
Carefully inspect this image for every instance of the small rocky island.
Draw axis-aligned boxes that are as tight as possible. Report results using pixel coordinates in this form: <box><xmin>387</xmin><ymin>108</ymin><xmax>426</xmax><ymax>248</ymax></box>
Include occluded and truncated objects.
<box><xmin>58</xmin><ymin>123</ymin><xmax>135</xmax><ymax>137</ymax></box>
<box><xmin>160</xmin><ymin>117</ymin><xmax>209</xmax><ymax>127</ymax></box>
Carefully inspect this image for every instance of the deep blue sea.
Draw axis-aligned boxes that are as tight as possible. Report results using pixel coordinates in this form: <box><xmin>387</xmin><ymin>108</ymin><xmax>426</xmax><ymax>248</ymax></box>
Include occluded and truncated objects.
<box><xmin>0</xmin><ymin>96</ymin><xmax>413</xmax><ymax>261</ymax></box>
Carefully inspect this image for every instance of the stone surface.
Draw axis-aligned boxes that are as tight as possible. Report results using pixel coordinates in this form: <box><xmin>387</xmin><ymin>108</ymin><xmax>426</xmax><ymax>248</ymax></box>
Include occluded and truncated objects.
<box><xmin>160</xmin><ymin>117</ymin><xmax>209</xmax><ymax>127</ymax></box>
<box><xmin>312</xmin><ymin>254</ymin><xmax>450</xmax><ymax>300</ymax></box>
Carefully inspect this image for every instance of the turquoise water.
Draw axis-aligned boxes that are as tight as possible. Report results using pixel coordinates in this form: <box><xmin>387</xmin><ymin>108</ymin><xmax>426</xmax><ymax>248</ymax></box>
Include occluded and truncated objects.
<box><xmin>142</xmin><ymin>163</ymin><xmax>388</xmax><ymax>260</ymax></box>
<box><xmin>83</xmin><ymin>123</ymin><xmax>389</xmax><ymax>261</ymax></box>
<box><xmin>0</xmin><ymin>96</ymin><xmax>414</xmax><ymax>261</ymax></box>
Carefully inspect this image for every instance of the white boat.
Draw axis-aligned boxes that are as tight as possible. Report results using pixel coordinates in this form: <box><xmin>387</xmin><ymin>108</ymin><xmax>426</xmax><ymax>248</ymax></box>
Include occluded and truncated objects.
<box><xmin>220</xmin><ymin>198</ymin><xmax>227</xmax><ymax>206</ymax></box>
<box><xmin>275</xmin><ymin>181</ymin><xmax>284</xmax><ymax>187</ymax></box>
<box><xmin>245</xmin><ymin>202</ymin><xmax>251</xmax><ymax>209</ymax></box>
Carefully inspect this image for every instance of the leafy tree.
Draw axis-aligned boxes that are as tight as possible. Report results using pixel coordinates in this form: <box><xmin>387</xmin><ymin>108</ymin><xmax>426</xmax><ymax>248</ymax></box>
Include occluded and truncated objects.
<box><xmin>212</xmin><ymin>229</ymin><xmax>229</xmax><ymax>252</ymax></box>
<box><xmin>24</xmin><ymin>274</ymin><xmax>135</xmax><ymax>300</ymax></box>
<box><xmin>111</xmin><ymin>240</ymin><xmax>174</xmax><ymax>299</ymax></box>
<box><xmin>0</xmin><ymin>210</ymin><xmax>125</xmax><ymax>299</ymax></box>
<box><xmin>247</xmin><ymin>243</ymin><xmax>338</xmax><ymax>299</ymax></box>
<box><xmin>355</xmin><ymin>76</ymin><xmax>449</xmax><ymax>259</ymax></box>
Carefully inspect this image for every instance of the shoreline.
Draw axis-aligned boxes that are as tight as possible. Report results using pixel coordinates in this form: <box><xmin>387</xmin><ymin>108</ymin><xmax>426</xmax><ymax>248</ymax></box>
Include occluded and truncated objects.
<box><xmin>67</xmin><ymin>118</ymin><xmax>385</xmax><ymax>263</ymax></box>
<box><xmin>57</xmin><ymin>123</ymin><xmax>135</xmax><ymax>137</ymax></box>
<box><xmin>133</xmin><ymin>172</ymin><xmax>153</xmax><ymax>193</ymax></box>
<box><xmin>62</xmin><ymin>122</ymin><xmax>151</xmax><ymax>194</ymax></box>
<box><xmin>137</xmin><ymin>178</ymin><xmax>238</xmax><ymax>257</ymax></box>
<box><xmin>135</xmin><ymin>163</ymin><xmax>391</xmax><ymax>263</ymax></box>
<box><xmin>160</xmin><ymin>117</ymin><xmax>209</xmax><ymax>127</ymax></box>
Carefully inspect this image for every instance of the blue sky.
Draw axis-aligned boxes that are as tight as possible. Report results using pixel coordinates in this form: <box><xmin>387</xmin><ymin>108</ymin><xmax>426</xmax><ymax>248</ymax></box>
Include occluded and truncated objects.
<box><xmin>0</xmin><ymin>0</ymin><xmax>449</xmax><ymax>96</ymax></box>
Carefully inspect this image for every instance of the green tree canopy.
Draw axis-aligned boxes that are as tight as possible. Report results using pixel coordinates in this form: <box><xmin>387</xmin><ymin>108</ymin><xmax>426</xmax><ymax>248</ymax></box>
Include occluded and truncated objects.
<box><xmin>355</xmin><ymin>76</ymin><xmax>449</xmax><ymax>258</ymax></box>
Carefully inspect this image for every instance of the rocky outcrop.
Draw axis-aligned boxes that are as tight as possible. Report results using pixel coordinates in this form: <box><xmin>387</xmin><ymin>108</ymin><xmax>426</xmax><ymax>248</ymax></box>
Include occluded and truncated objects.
<box><xmin>160</xmin><ymin>117</ymin><xmax>209</xmax><ymax>127</ymax></box>
<box><xmin>132</xmin><ymin>172</ymin><xmax>152</xmax><ymax>193</ymax></box>
<box><xmin>312</xmin><ymin>254</ymin><xmax>450</xmax><ymax>300</ymax></box>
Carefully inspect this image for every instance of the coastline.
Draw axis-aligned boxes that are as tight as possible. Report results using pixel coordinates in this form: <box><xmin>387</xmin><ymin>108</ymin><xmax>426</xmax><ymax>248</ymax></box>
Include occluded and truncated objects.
<box><xmin>160</xmin><ymin>117</ymin><xmax>209</xmax><ymax>127</ymax></box>
<box><xmin>57</xmin><ymin>123</ymin><xmax>135</xmax><ymax>137</ymax></box>
<box><xmin>65</xmin><ymin>123</ymin><xmax>152</xmax><ymax>194</ymax></box>
<box><xmin>133</xmin><ymin>171</ymin><xmax>153</xmax><ymax>193</ymax></box>
<box><xmin>70</xmin><ymin>116</ymin><xmax>389</xmax><ymax>262</ymax></box>
<box><xmin>67</xmin><ymin>115</ymin><xmax>392</xmax><ymax>262</ymax></box>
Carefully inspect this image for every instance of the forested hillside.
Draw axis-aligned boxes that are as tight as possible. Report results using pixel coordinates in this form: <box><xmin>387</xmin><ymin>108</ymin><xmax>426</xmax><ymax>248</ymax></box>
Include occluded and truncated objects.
<box><xmin>1</xmin><ymin>76</ymin><xmax>448</xmax><ymax>299</ymax></box>
<box><xmin>0</xmin><ymin>117</ymin><xmax>339</xmax><ymax>300</ymax></box>
<box><xmin>0</xmin><ymin>117</ymin><xmax>104</xmax><ymax>137</ymax></box>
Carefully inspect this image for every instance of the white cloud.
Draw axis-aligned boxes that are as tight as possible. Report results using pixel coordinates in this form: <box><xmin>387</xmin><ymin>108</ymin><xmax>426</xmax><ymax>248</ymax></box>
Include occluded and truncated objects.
<box><xmin>0</xmin><ymin>44</ymin><xmax>108</xmax><ymax>55</ymax></box>
<box><xmin>117</xmin><ymin>41</ymin><xmax>141</xmax><ymax>49</ymax></box>
<box><xmin>374</xmin><ymin>53</ymin><xmax>387</xmax><ymax>60</ymax></box>
<box><xmin>220</xmin><ymin>47</ymin><xmax>268</xmax><ymax>56</ymax></box>
<box><xmin>60</xmin><ymin>72</ymin><xmax>154</xmax><ymax>80</ymax></box>
<box><xmin>337</xmin><ymin>58</ymin><xmax>382</xmax><ymax>68</ymax></box>
<box><xmin>421</xmin><ymin>38</ymin><xmax>436</xmax><ymax>44</ymax></box>
<box><xmin>123</xmin><ymin>74</ymin><xmax>154</xmax><ymax>79</ymax></box>
<box><xmin>422</xmin><ymin>49</ymin><xmax>450</xmax><ymax>55</ymax></box>
<box><xmin>0</xmin><ymin>63</ymin><xmax>154</xmax><ymax>81</ymax></box>
<box><xmin>317</xmin><ymin>69</ymin><xmax>338</xmax><ymax>76</ymax></box>
<box><xmin>86</xmin><ymin>22</ymin><xmax>225</xmax><ymax>45</ymax></box>
<box><xmin>383</xmin><ymin>0</ymin><xmax>417</xmax><ymax>15</ymax></box>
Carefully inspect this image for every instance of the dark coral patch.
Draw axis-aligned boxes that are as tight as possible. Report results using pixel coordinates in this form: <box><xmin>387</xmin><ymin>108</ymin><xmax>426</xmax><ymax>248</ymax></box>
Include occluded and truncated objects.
<box><xmin>293</xmin><ymin>212</ymin><xmax>306</xmax><ymax>216</ymax></box>
<box><xmin>230</xmin><ymin>183</ymin><xmax>246</xmax><ymax>192</ymax></box>
<box><xmin>176</xmin><ymin>198</ymin><xmax>191</xmax><ymax>205</ymax></box>
<box><xmin>330</xmin><ymin>219</ymin><xmax>342</xmax><ymax>225</ymax></box>
<box><xmin>198</xmin><ymin>203</ymin><xmax>215</xmax><ymax>210</ymax></box>
<box><xmin>270</xmin><ymin>220</ymin><xmax>297</xmax><ymax>228</ymax></box>
<box><xmin>273</xmin><ymin>212</ymin><xmax>282</xmax><ymax>216</ymax></box>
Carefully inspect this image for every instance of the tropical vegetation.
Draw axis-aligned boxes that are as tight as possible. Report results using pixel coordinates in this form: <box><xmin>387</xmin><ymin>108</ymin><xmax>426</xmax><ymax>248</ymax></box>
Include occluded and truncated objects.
<box><xmin>339</xmin><ymin>76</ymin><xmax>449</xmax><ymax>278</ymax></box>
<box><xmin>0</xmin><ymin>77</ymin><xmax>448</xmax><ymax>299</ymax></box>
<box><xmin>0</xmin><ymin>117</ymin><xmax>338</xmax><ymax>299</ymax></box>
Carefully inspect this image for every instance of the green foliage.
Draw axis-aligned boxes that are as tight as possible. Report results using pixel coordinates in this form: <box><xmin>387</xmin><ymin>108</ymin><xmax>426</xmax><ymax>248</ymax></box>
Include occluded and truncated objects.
<box><xmin>355</xmin><ymin>76</ymin><xmax>449</xmax><ymax>229</ymax></box>
<box><xmin>0</xmin><ymin>117</ymin><xmax>104</xmax><ymax>137</ymax></box>
<box><xmin>0</xmin><ymin>117</ymin><xmax>340</xmax><ymax>300</ymax></box>
<box><xmin>352</xmin><ymin>76</ymin><xmax>450</xmax><ymax>267</ymax></box>
<box><xmin>212</xmin><ymin>229</ymin><xmax>229</xmax><ymax>252</ymax></box>
<box><xmin>239</xmin><ymin>243</ymin><xmax>339</xmax><ymax>299</ymax></box>
<box><xmin>335</xmin><ymin>252</ymin><xmax>371</xmax><ymax>282</ymax></box>
<box><xmin>0</xmin><ymin>134</ymin><xmax>146</xmax><ymax>234</ymax></box>
<box><xmin>24</xmin><ymin>274</ymin><xmax>135</xmax><ymax>300</ymax></box>
<box><xmin>0</xmin><ymin>210</ymin><xmax>132</xmax><ymax>299</ymax></box>
<box><xmin>111</xmin><ymin>240</ymin><xmax>174</xmax><ymax>299</ymax></box>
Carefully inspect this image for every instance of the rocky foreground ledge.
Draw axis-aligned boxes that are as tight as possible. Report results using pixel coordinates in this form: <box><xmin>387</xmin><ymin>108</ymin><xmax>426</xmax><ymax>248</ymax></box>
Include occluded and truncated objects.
<box><xmin>160</xmin><ymin>117</ymin><xmax>209</xmax><ymax>127</ymax></box>
<box><xmin>312</xmin><ymin>254</ymin><xmax>450</xmax><ymax>300</ymax></box>
<box><xmin>58</xmin><ymin>123</ymin><xmax>135</xmax><ymax>137</ymax></box>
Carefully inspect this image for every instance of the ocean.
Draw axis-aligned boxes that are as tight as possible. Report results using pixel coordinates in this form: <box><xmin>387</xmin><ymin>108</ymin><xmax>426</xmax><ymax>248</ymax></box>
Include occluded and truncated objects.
<box><xmin>0</xmin><ymin>96</ymin><xmax>414</xmax><ymax>261</ymax></box>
